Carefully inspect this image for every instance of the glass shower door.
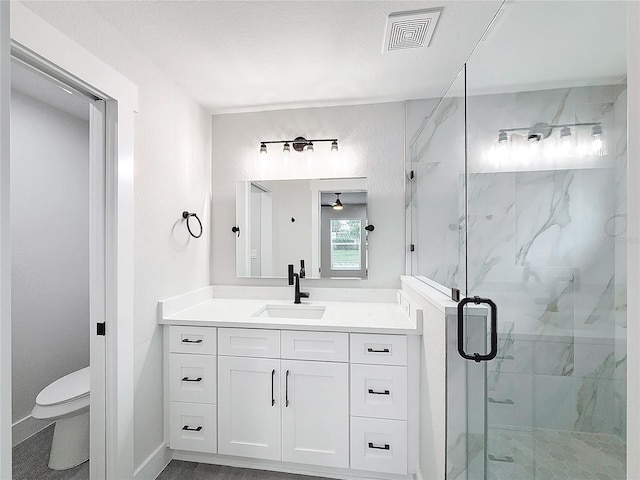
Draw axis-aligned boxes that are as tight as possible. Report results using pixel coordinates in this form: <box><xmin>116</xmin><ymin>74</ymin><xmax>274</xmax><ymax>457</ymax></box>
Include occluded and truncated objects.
<box><xmin>461</xmin><ymin>2</ymin><xmax>627</xmax><ymax>479</ymax></box>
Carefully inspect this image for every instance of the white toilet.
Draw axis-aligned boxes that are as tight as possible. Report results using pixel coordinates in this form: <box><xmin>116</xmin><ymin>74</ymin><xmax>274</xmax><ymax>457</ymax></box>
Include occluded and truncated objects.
<box><xmin>31</xmin><ymin>366</ymin><xmax>90</xmax><ymax>470</ymax></box>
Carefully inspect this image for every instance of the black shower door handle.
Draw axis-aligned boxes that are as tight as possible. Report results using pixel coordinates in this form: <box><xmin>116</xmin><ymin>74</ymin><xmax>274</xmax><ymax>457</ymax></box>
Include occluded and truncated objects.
<box><xmin>457</xmin><ymin>296</ymin><xmax>497</xmax><ymax>362</ymax></box>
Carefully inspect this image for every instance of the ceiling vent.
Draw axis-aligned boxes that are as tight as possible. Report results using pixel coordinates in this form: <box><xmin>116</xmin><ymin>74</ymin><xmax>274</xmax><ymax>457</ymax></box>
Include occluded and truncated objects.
<box><xmin>383</xmin><ymin>8</ymin><xmax>442</xmax><ymax>53</ymax></box>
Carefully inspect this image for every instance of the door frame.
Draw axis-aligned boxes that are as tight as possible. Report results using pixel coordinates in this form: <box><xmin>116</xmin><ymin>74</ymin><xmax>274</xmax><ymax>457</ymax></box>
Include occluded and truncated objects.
<box><xmin>2</xmin><ymin>4</ymin><xmax>138</xmax><ymax>479</ymax></box>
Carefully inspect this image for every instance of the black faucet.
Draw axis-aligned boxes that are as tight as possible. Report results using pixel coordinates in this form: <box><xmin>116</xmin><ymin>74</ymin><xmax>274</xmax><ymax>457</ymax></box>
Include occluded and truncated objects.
<box><xmin>288</xmin><ymin>264</ymin><xmax>309</xmax><ymax>304</ymax></box>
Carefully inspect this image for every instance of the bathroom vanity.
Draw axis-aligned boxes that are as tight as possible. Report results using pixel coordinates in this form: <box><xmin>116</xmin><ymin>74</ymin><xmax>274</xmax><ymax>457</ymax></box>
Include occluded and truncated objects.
<box><xmin>159</xmin><ymin>287</ymin><xmax>422</xmax><ymax>480</ymax></box>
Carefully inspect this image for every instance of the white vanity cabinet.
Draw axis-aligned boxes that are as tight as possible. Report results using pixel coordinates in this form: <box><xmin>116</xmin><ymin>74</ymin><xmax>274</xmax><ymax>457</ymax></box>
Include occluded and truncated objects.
<box><xmin>217</xmin><ymin>355</ymin><xmax>281</xmax><ymax>460</ymax></box>
<box><xmin>164</xmin><ymin>323</ymin><xmax>417</xmax><ymax>479</ymax></box>
<box><xmin>349</xmin><ymin>333</ymin><xmax>409</xmax><ymax>475</ymax></box>
<box><xmin>217</xmin><ymin>328</ymin><xmax>350</xmax><ymax>468</ymax></box>
<box><xmin>281</xmin><ymin>359</ymin><xmax>349</xmax><ymax>467</ymax></box>
<box><xmin>167</xmin><ymin>326</ymin><xmax>218</xmax><ymax>453</ymax></box>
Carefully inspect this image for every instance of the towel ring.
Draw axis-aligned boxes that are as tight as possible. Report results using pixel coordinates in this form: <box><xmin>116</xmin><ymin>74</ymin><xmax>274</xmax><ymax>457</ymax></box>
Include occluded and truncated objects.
<box><xmin>182</xmin><ymin>211</ymin><xmax>202</xmax><ymax>238</ymax></box>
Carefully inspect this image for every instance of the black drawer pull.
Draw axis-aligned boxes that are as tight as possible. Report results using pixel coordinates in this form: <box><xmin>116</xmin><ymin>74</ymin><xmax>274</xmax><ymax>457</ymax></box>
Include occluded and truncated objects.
<box><xmin>181</xmin><ymin>338</ymin><xmax>203</xmax><ymax>344</ymax></box>
<box><xmin>181</xmin><ymin>376</ymin><xmax>203</xmax><ymax>382</ymax></box>
<box><xmin>182</xmin><ymin>425</ymin><xmax>202</xmax><ymax>432</ymax></box>
<box><xmin>367</xmin><ymin>347</ymin><xmax>390</xmax><ymax>353</ymax></box>
<box><xmin>368</xmin><ymin>442</ymin><xmax>390</xmax><ymax>450</ymax></box>
<box><xmin>368</xmin><ymin>389</ymin><xmax>390</xmax><ymax>395</ymax></box>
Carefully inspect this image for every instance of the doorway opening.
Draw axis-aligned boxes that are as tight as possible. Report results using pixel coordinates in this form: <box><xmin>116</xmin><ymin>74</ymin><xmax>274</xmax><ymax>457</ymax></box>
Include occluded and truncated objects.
<box><xmin>9</xmin><ymin>54</ymin><xmax>107</xmax><ymax>480</ymax></box>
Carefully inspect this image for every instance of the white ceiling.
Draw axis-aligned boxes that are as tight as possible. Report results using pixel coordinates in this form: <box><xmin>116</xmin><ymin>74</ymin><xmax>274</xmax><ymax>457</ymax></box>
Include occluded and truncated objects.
<box><xmin>24</xmin><ymin>0</ymin><xmax>503</xmax><ymax>114</ymax></box>
<box><xmin>20</xmin><ymin>1</ymin><xmax>627</xmax><ymax>115</ymax></box>
<box><xmin>466</xmin><ymin>1</ymin><xmax>627</xmax><ymax>96</ymax></box>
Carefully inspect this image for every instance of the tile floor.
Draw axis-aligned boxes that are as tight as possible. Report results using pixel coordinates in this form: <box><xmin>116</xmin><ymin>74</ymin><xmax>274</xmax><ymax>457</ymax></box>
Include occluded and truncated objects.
<box><xmin>156</xmin><ymin>461</ymin><xmax>332</xmax><ymax>480</ymax></box>
<box><xmin>486</xmin><ymin>427</ymin><xmax>626</xmax><ymax>480</ymax></box>
<box><xmin>12</xmin><ymin>424</ymin><xmax>88</xmax><ymax>480</ymax></box>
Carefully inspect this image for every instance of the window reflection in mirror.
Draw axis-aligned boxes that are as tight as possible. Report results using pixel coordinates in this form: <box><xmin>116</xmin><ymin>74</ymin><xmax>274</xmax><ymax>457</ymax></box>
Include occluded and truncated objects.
<box><xmin>235</xmin><ymin>178</ymin><xmax>368</xmax><ymax>279</ymax></box>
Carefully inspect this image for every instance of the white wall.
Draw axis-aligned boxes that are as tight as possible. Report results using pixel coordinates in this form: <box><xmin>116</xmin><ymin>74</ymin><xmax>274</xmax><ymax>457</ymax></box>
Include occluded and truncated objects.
<box><xmin>19</xmin><ymin>2</ymin><xmax>212</xmax><ymax>471</ymax></box>
<box><xmin>211</xmin><ymin>102</ymin><xmax>405</xmax><ymax>288</ymax></box>
<box><xmin>10</xmin><ymin>89</ymin><xmax>89</xmax><ymax>439</ymax></box>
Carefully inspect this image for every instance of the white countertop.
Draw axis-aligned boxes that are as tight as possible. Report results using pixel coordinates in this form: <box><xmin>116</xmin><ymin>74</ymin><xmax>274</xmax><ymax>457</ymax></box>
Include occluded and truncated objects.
<box><xmin>160</xmin><ymin>297</ymin><xmax>421</xmax><ymax>335</ymax></box>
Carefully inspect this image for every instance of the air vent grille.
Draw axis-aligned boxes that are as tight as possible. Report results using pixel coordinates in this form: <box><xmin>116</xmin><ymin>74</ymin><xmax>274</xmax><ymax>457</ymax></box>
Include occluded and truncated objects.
<box><xmin>384</xmin><ymin>8</ymin><xmax>442</xmax><ymax>53</ymax></box>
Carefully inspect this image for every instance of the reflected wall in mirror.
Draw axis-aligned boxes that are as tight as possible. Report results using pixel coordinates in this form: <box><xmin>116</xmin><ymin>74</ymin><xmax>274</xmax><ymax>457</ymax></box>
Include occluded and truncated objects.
<box><xmin>235</xmin><ymin>177</ymin><xmax>368</xmax><ymax>279</ymax></box>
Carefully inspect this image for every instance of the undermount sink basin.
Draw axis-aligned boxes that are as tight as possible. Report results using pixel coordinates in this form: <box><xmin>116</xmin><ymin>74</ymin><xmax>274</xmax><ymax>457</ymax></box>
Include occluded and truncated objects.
<box><xmin>253</xmin><ymin>304</ymin><xmax>326</xmax><ymax>320</ymax></box>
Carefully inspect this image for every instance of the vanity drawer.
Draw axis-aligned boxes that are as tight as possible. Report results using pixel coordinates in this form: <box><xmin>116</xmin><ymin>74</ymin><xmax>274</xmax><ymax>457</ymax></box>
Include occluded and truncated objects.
<box><xmin>281</xmin><ymin>330</ymin><xmax>348</xmax><ymax>362</ymax></box>
<box><xmin>218</xmin><ymin>328</ymin><xmax>280</xmax><ymax>358</ymax></box>
<box><xmin>169</xmin><ymin>326</ymin><xmax>217</xmax><ymax>355</ymax></box>
<box><xmin>350</xmin><ymin>417</ymin><xmax>407</xmax><ymax>475</ymax></box>
<box><xmin>350</xmin><ymin>334</ymin><xmax>407</xmax><ymax>366</ymax></box>
<box><xmin>169</xmin><ymin>354</ymin><xmax>217</xmax><ymax>404</ymax></box>
<box><xmin>350</xmin><ymin>364</ymin><xmax>407</xmax><ymax>420</ymax></box>
<box><xmin>170</xmin><ymin>402</ymin><xmax>217</xmax><ymax>453</ymax></box>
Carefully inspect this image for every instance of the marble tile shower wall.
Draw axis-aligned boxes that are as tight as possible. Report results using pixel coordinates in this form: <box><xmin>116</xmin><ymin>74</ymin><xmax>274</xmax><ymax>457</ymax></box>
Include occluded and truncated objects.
<box><xmin>412</xmin><ymin>84</ymin><xmax>627</xmax><ymax>440</ymax></box>
<box><xmin>466</xmin><ymin>85</ymin><xmax>628</xmax><ymax>438</ymax></box>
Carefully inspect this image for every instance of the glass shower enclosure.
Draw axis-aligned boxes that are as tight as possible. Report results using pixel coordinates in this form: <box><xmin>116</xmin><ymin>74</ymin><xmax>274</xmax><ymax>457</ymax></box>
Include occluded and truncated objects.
<box><xmin>408</xmin><ymin>2</ymin><xmax>627</xmax><ymax>479</ymax></box>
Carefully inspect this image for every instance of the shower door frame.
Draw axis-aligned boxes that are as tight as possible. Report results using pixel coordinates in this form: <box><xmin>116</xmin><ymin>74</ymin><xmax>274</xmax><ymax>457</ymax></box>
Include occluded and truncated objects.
<box><xmin>0</xmin><ymin>4</ymin><xmax>138</xmax><ymax>479</ymax></box>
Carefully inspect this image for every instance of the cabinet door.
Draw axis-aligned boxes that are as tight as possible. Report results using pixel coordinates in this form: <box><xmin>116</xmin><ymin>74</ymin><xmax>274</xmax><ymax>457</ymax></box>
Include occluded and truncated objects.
<box><xmin>281</xmin><ymin>360</ymin><xmax>349</xmax><ymax>468</ymax></box>
<box><xmin>217</xmin><ymin>356</ymin><xmax>281</xmax><ymax>460</ymax></box>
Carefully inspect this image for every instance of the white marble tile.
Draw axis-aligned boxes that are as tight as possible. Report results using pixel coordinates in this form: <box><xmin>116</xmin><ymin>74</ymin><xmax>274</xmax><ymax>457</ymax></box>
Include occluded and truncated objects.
<box><xmin>467</xmin><ymin>213</ymin><xmax>518</xmax><ymax>291</ymax></box>
<box><xmin>533</xmin><ymin>338</ymin><xmax>574</xmax><ymax>376</ymax></box>
<box><xmin>515</xmin><ymin>170</ymin><xmax>577</xmax><ymax>267</ymax></box>
<box><xmin>515</xmin><ymin>88</ymin><xmax>576</xmax><ymax>127</ymax></box>
<box><xmin>573</xmin><ymin>339</ymin><xmax>615</xmax><ymax>379</ymax></box>
<box><xmin>574</xmin><ymin>376</ymin><xmax>616</xmax><ymax>434</ymax></box>
<box><xmin>533</xmin><ymin>374</ymin><xmax>577</xmax><ymax>430</ymax></box>
<box><xmin>488</xmin><ymin>372</ymin><xmax>533</xmax><ymax>428</ymax></box>
<box><xmin>467</xmin><ymin>172</ymin><xmax>515</xmax><ymax>215</ymax></box>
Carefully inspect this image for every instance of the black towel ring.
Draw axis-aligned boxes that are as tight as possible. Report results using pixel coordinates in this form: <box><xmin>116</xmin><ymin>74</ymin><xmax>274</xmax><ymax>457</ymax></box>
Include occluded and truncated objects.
<box><xmin>182</xmin><ymin>211</ymin><xmax>202</xmax><ymax>238</ymax></box>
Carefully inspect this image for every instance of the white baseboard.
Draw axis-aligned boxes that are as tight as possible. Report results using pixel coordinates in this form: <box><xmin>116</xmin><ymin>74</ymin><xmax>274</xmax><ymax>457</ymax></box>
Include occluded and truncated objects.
<box><xmin>12</xmin><ymin>415</ymin><xmax>52</xmax><ymax>446</ymax></box>
<box><xmin>415</xmin><ymin>466</ymin><xmax>425</xmax><ymax>480</ymax></box>
<box><xmin>134</xmin><ymin>443</ymin><xmax>172</xmax><ymax>480</ymax></box>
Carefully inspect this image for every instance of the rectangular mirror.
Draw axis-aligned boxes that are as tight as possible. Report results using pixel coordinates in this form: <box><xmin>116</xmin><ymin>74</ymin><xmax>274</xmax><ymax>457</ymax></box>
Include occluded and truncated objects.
<box><xmin>235</xmin><ymin>177</ymin><xmax>368</xmax><ymax>279</ymax></box>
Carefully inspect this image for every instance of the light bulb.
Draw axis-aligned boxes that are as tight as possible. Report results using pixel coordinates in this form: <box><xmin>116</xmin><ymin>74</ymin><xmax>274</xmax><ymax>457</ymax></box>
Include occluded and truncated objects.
<box><xmin>283</xmin><ymin>142</ymin><xmax>290</xmax><ymax>153</ymax></box>
<box><xmin>559</xmin><ymin>127</ymin><xmax>572</xmax><ymax>155</ymax></box>
<box><xmin>331</xmin><ymin>140</ymin><xmax>338</xmax><ymax>152</ymax></box>
<box><xmin>306</xmin><ymin>142</ymin><xmax>314</xmax><ymax>153</ymax></box>
<box><xmin>260</xmin><ymin>143</ymin><xmax>267</xmax><ymax>154</ymax></box>
<box><xmin>592</xmin><ymin>136</ymin><xmax>603</xmax><ymax>153</ymax></box>
<box><xmin>591</xmin><ymin>125</ymin><xmax>604</xmax><ymax>155</ymax></box>
<box><xmin>498</xmin><ymin>131</ymin><xmax>508</xmax><ymax>144</ymax></box>
<box><xmin>332</xmin><ymin>193</ymin><xmax>343</xmax><ymax>210</ymax></box>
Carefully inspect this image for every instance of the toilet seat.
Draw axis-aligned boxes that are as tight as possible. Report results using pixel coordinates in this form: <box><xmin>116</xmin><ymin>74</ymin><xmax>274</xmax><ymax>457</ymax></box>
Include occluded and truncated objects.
<box><xmin>32</xmin><ymin>366</ymin><xmax>90</xmax><ymax>421</ymax></box>
<box><xmin>35</xmin><ymin>367</ymin><xmax>90</xmax><ymax>406</ymax></box>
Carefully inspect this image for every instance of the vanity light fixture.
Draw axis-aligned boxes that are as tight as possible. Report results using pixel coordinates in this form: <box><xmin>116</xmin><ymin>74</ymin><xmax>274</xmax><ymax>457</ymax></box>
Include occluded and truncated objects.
<box><xmin>495</xmin><ymin>121</ymin><xmax>605</xmax><ymax>158</ymax></box>
<box><xmin>332</xmin><ymin>193</ymin><xmax>343</xmax><ymax>210</ymax></box>
<box><xmin>258</xmin><ymin>136</ymin><xmax>338</xmax><ymax>154</ymax></box>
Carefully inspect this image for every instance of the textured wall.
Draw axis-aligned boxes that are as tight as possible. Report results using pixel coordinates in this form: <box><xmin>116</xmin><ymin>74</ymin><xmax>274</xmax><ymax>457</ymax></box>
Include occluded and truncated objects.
<box><xmin>11</xmin><ymin>89</ymin><xmax>89</xmax><ymax>432</ymax></box>
<box><xmin>19</xmin><ymin>2</ymin><xmax>212</xmax><ymax>469</ymax></box>
<box><xmin>211</xmin><ymin>102</ymin><xmax>406</xmax><ymax>288</ymax></box>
